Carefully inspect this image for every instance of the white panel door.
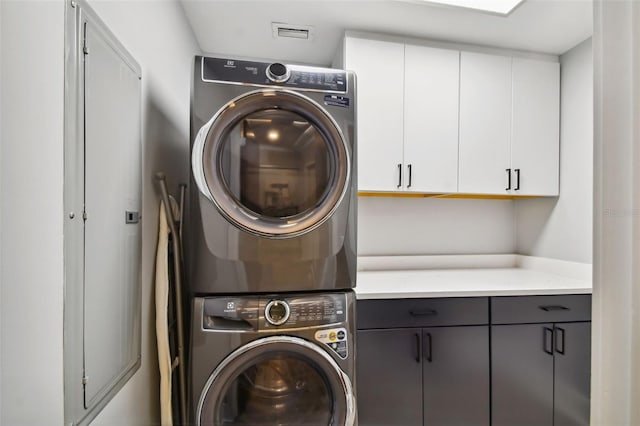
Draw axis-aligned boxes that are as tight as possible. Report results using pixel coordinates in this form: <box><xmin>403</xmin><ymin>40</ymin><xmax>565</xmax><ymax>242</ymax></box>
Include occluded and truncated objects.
<box><xmin>511</xmin><ymin>58</ymin><xmax>560</xmax><ymax>196</ymax></box>
<box><xmin>345</xmin><ymin>37</ymin><xmax>404</xmax><ymax>192</ymax></box>
<box><xmin>459</xmin><ymin>52</ymin><xmax>512</xmax><ymax>194</ymax></box>
<box><xmin>404</xmin><ymin>44</ymin><xmax>460</xmax><ymax>193</ymax></box>
<box><xmin>83</xmin><ymin>21</ymin><xmax>142</xmax><ymax>407</ymax></box>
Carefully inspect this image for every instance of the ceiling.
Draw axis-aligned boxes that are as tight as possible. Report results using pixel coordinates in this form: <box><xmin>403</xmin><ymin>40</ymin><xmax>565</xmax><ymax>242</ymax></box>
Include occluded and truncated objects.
<box><xmin>180</xmin><ymin>0</ymin><xmax>593</xmax><ymax>66</ymax></box>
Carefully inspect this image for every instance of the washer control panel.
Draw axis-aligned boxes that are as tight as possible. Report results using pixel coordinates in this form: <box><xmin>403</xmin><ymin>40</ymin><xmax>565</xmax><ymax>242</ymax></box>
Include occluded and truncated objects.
<box><xmin>202</xmin><ymin>293</ymin><xmax>348</xmax><ymax>331</ymax></box>
<box><xmin>260</xmin><ymin>293</ymin><xmax>346</xmax><ymax>329</ymax></box>
<box><xmin>201</xmin><ymin>56</ymin><xmax>347</xmax><ymax>93</ymax></box>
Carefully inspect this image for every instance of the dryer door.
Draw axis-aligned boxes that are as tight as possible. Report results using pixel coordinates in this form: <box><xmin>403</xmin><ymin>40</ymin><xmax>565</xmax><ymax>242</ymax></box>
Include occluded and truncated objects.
<box><xmin>192</xmin><ymin>89</ymin><xmax>350</xmax><ymax>238</ymax></box>
<box><xmin>196</xmin><ymin>336</ymin><xmax>356</xmax><ymax>426</ymax></box>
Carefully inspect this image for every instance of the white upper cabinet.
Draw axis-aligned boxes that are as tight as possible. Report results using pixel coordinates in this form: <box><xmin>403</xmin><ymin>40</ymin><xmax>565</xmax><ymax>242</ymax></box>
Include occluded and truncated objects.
<box><xmin>345</xmin><ymin>37</ymin><xmax>404</xmax><ymax>192</ymax></box>
<box><xmin>404</xmin><ymin>45</ymin><xmax>460</xmax><ymax>193</ymax></box>
<box><xmin>343</xmin><ymin>34</ymin><xmax>560</xmax><ymax>197</ymax></box>
<box><xmin>511</xmin><ymin>58</ymin><xmax>560</xmax><ymax>196</ymax></box>
<box><xmin>458</xmin><ymin>51</ymin><xmax>513</xmax><ymax>194</ymax></box>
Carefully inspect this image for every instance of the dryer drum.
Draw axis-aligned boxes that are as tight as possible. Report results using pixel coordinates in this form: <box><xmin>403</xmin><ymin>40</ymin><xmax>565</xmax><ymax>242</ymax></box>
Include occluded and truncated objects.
<box><xmin>192</xmin><ymin>89</ymin><xmax>350</xmax><ymax>238</ymax></box>
<box><xmin>196</xmin><ymin>336</ymin><xmax>356</xmax><ymax>426</ymax></box>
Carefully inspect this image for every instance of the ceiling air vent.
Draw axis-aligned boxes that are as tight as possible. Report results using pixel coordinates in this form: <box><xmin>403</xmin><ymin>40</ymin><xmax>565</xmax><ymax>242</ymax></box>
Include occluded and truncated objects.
<box><xmin>272</xmin><ymin>23</ymin><xmax>314</xmax><ymax>40</ymax></box>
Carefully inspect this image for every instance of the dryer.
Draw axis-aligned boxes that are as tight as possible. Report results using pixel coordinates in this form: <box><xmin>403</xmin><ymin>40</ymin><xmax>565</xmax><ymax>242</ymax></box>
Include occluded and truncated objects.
<box><xmin>187</xmin><ymin>56</ymin><xmax>357</xmax><ymax>294</ymax></box>
<box><xmin>190</xmin><ymin>291</ymin><xmax>357</xmax><ymax>425</ymax></box>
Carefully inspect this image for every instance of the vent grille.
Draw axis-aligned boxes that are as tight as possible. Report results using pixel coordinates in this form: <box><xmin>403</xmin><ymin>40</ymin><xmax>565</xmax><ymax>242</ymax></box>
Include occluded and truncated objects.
<box><xmin>272</xmin><ymin>23</ymin><xmax>314</xmax><ymax>40</ymax></box>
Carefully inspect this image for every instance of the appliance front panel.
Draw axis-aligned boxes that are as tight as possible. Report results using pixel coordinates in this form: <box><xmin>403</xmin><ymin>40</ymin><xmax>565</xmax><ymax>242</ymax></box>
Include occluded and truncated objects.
<box><xmin>186</xmin><ymin>56</ymin><xmax>357</xmax><ymax>294</ymax></box>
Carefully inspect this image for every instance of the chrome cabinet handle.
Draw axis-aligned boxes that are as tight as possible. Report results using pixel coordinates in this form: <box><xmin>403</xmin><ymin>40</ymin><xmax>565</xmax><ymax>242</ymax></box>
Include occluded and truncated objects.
<box><xmin>506</xmin><ymin>168</ymin><xmax>512</xmax><ymax>190</ymax></box>
<box><xmin>407</xmin><ymin>164</ymin><xmax>412</xmax><ymax>188</ymax></box>
<box><xmin>514</xmin><ymin>168</ymin><xmax>521</xmax><ymax>191</ymax></box>
<box><xmin>397</xmin><ymin>163</ymin><xmax>402</xmax><ymax>188</ymax></box>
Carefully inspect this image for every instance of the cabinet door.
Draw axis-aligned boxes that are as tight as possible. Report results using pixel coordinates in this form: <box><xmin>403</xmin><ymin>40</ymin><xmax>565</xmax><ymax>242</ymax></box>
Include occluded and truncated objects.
<box><xmin>404</xmin><ymin>45</ymin><xmax>459</xmax><ymax>193</ymax></box>
<box><xmin>554</xmin><ymin>322</ymin><xmax>591</xmax><ymax>426</ymax></box>
<box><xmin>357</xmin><ymin>329</ymin><xmax>423</xmax><ymax>426</ymax></box>
<box><xmin>423</xmin><ymin>326</ymin><xmax>490</xmax><ymax>426</ymax></box>
<box><xmin>458</xmin><ymin>52</ymin><xmax>512</xmax><ymax>194</ymax></box>
<box><xmin>511</xmin><ymin>58</ymin><xmax>560</xmax><ymax>196</ymax></box>
<box><xmin>345</xmin><ymin>37</ymin><xmax>404</xmax><ymax>192</ymax></box>
<box><xmin>83</xmin><ymin>20</ymin><xmax>142</xmax><ymax>408</ymax></box>
<box><xmin>492</xmin><ymin>324</ymin><xmax>554</xmax><ymax>426</ymax></box>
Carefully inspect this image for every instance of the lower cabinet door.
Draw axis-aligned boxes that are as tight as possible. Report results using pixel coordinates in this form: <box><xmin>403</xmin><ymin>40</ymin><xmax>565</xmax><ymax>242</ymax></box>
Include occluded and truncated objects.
<box><xmin>554</xmin><ymin>322</ymin><xmax>591</xmax><ymax>426</ymax></box>
<box><xmin>357</xmin><ymin>329</ymin><xmax>423</xmax><ymax>426</ymax></box>
<box><xmin>492</xmin><ymin>323</ymin><xmax>555</xmax><ymax>426</ymax></box>
<box><xmin>422</xmin><ymin>326</ymin><xmax>490</xmax><ymax>426</ymax></box>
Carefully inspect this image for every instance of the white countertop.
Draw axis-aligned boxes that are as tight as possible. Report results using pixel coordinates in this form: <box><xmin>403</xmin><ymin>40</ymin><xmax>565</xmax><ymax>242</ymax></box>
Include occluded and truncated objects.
<box><xmin>355</xmin><ymin>255</ymin><xmax>592</xmax><ymax>299</ymax></box>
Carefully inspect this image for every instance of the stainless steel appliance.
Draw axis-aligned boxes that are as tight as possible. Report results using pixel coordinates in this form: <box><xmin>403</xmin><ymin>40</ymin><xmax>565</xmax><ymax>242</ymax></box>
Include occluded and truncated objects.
<box><xmin>188</xmin><ymin>56</ymin><xmax>357</xmax><ymax>294</ymax></box>
<box><xmin>190</xmin><ymin>291</ymin><xmax>357</xmax><ymax>426</ymax></box>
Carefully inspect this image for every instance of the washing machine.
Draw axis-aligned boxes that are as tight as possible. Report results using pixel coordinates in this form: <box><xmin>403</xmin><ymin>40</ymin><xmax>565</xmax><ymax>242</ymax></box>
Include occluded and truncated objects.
<box><xmin>190</xmin><ymin>291</ymin><xmax>357</xmax><ymax>425</ymax></box>
<box><xmin>187</xmin><ymin>56</ymin><xmax>357</xmax><ymax>294</ymax></box>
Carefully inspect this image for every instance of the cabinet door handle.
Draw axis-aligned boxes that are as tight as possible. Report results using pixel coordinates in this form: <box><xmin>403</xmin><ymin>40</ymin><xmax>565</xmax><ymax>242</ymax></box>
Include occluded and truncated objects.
<box><xmin>414</xmin><ymin>332</ymin><xmax>421</xmax><ymax>363</ymax></box>
<box><xmin>407</xmin><ymin>164</ymin><xmax>412</xmax><ymax>188</ymax></box>
<box><xmin>539</xmin><ymin>305</ymin><xmax>570</xmax><ymax>312</ymax></box>
<box><xmin>409</xmin><ymin>309</ymin><xmax>438</xmax><ymax>317</ymax></box>
<box><xmin>555</xmin><ymin>327</ymin><xmax>565</xmax><ymax>355</ymax></box>
<box><xmin>425</xmin><ymin>332</ymin><xmax>433</xmax><ymax>363</ymax></box>
<box><xmin>543</xmin><ymin>327</ymin><xmax>554</xmax><ymax>355</ymax></box>
<box><xmin>514</xmin><ymin>168</ymin><xmax>521</xmax><ymax>191</ymax></box>
<box><xmin>397</xmin><ymin>163</ymin><xmax>402</xmax><ymax>188</ymax></box>
<box><xmin>506</xmin><ymin>168</ymin><xmax>512</xmax><ymax>190</ymax></box>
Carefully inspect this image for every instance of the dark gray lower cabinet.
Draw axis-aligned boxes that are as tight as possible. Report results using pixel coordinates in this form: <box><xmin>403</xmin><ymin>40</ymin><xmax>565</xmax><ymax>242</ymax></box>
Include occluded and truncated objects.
<box><xmin>357</xmin><ymin>326</ymin><xmax>490</xmax><ymax>426</ymax></box>
<box><xmin>423</xmin><ymin>326</ymin><xmax>490</xmax><ymax>426</ymax></box>
<box><xmin>492</xmin><ymin>323</ymin><xmax>555</xmax><ymax>426</ymax></box>
<box><xmin>357</xmin><ymin>329</ymin><xmax>423</xmax><ymax>426</ymax></box>
<box><xmin>492</xmin><ymin>322</ymin><xmax>591</xmax><ymax>426</ymax></box>
<box><xmin>553</xmin><ymin>322</ymin><xmax>591</xmax><ymax>426</ymax></box>
<box><xmin>356</xmin><ymin>295</ymin><xmax>590</xmax><ymax>426</ymax></box>
<box><xmin>357</xmin><ymin>298</ymin><xmax>491</xmax><ymax>426</ymax></box>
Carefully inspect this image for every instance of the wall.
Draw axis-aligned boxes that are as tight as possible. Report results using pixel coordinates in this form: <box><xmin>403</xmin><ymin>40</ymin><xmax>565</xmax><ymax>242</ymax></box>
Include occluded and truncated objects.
<box><xmin>592</xmin><ymin>1</ymin><xmax>640</xmax><ymax>423</ymax></box>
<box><xmin>515</xmin><ymin>38</ymin><xmax>593</xmax><ymax>263</ymax></box>
<box><xmin>0</xmin><ymin>1</ymin><xmax>3</xmax><ymax>422</ymax></box>
<box><xmin>0</xmin><ymin>1</ymin><xmax>199</xmax><ymax>425</ymax></box>
<box><xmin>358</xmin><ymin>197</ymin><xmax>515</xmax><ymax>255</ymax></box>
<box><xmin>0</xmin><ymin>1</ymin><xmax>66</xmax><ymax>425</ymax></box>
<box><xmin>85</xmin><ymin>1</ymin><xmax>200</xmax><ymax>424</ymax></box>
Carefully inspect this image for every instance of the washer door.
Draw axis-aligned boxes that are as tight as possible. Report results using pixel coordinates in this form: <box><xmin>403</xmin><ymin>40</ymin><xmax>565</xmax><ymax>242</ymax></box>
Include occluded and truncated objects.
<box><xmin>192</xmin><ymin>89</ymin><xmax>350</xmax><ymax>238</ymax></box>
<box><xmin>196</xmin><ymin>336</ymin><xmax>356</xmax><ymax>426</ymax></box>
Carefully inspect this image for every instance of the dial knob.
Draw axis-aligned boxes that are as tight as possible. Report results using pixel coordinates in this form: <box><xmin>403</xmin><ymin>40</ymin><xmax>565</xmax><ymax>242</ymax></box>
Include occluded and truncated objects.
<box><xmin>265</xmin><ymin>300</ymin><xmax>290</xmax><ymax>326</ymax></box>
<box><xmin>266</xmin><ymin>62</ymin><xmax>290</xmax><ymax>83</ymax></box>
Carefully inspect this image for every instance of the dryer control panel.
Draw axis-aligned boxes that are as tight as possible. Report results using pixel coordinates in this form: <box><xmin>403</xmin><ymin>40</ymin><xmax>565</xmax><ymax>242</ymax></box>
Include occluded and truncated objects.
<box><xmin>202</xmin><ymin>292</ymin><xmax>348</xmax><ymax>331</ymax></box>
<box><xmin>201</xmin><ymin>56</ymin><xmax>348</xmax><ymax>93</ymax></box>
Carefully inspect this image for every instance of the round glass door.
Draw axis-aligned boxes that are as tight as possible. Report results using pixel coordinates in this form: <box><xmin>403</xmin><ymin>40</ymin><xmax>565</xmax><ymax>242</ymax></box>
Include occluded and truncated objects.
<box><xmin>192</xmin><ymin>90</ymin><xmax>350</xmax><ymax>238</ymax></box>
<box><xmin>197</xmin><ymin>336</ymin><xmax>355</xmax><ymax>426</ymax></box>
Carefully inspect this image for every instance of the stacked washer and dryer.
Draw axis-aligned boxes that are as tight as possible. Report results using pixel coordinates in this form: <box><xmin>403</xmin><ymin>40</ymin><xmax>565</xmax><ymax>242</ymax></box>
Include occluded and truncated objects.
<box><xmin>187</xmin><ymin>56</ymin><xmax>358</xmax><ymax>426</ymax></box>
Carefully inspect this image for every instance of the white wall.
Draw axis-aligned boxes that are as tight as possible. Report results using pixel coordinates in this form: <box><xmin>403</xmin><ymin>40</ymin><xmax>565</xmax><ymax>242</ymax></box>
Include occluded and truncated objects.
<box><xmin>85</xmin><ymin>1</ymin><xmax>200</xmax><ymax>424</ymax></box>
<box><xmin>592</xmin><ymin>1</ymin><xmax>640</xmax><ymax>423</ymax></box>
<box><xmin>0</xmin><ymin>1</ymin><xmax>199</xmax><ymax>425</ymax></box>
<box><xmin>0</xmin><ymin>1</ymin><xmax>66</xmax><ymax>425</ymax></box>
<box><xmin>0</xmin><ymin>1</ymin><xmax>3</xmax><ymax>422</ymax></box>
<box><xmin>514</xmin><ymin>38</ymin><xmax>593</xmax><ymax>264</ymax></box>
<box><xmin>358</xmin><ymin>197</ymin><xmax>515</xmax><ymax>255</ymax></box>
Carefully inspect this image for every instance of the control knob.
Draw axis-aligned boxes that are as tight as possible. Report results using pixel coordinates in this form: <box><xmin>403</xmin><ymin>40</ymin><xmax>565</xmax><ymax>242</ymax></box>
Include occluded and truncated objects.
<box><xmin>266</xmin><ymin>62</ymin><xmax>290</xmax><ymax>83</ymax></box>
<box><xmin>265</xmin><ymin>300</ymin><xmax>290</xmax><ymax>326</ymax></box>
